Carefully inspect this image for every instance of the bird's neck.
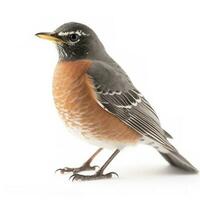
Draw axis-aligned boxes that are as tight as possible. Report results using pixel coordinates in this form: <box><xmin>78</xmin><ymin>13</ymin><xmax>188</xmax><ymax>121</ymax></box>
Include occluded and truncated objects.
<box><xmin>53</xmin><ymin>60</ymin><xmax>91</xmax><ymax>80</ymax></box>
<box><xmin>56</xmin><ymin>44</ymin><xmax>115</xmax><ymax>65</ymax></box>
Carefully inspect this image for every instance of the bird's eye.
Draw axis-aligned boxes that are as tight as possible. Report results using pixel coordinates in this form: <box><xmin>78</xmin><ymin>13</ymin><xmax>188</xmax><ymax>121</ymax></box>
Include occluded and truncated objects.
<box><xmin>69</xmin><ymin>33</ymin><xmax>80</xmax><ymax>42</ymax></box>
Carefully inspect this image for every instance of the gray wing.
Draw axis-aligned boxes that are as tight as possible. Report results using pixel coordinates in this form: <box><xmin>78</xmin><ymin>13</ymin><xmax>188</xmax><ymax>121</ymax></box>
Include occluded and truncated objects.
<box><xmin>87</xmin><ymin>61</ymin><xmax>175</xmax><ymax>152</ymax></box>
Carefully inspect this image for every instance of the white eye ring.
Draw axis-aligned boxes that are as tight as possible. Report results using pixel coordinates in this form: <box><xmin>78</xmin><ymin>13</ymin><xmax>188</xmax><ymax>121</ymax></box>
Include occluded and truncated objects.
<box><xmin>68</xmin><ymin>33</ymin><xmax>80</xmax><ymax>43</ymax></box>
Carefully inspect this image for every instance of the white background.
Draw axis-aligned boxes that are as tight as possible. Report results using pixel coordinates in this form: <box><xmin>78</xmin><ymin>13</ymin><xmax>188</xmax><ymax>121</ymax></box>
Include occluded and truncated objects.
<box><xmin>0</xmin><ymin>0</ymin><xmax>200</xmax><ymax>199</ymax></box>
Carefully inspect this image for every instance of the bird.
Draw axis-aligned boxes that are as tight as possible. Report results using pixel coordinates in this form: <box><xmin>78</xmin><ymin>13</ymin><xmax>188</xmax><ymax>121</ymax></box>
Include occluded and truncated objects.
<box><xmin>36</xmin><ymin>22</ymin><xmax>198</xmax><ymax>181</ymax></box>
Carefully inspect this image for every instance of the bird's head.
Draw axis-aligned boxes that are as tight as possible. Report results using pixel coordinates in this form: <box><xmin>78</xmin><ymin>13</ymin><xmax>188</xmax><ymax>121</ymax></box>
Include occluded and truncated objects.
<box><xmin>36</xmin><ymin>22</ymin><xmax>105</xmax><ymax>61</ymax></box>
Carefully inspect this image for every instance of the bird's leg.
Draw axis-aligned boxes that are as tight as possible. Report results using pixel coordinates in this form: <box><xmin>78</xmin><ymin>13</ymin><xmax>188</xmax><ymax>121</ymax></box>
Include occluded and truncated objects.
<box><xmin>70</xmin><ymin>149</ymin><xmax>120</xmax><ymax>181</ymax></box>
<box><xmin>56</xmin><ymin>148</ymin><xmax>103</xmax><ymax>174</ymax></box>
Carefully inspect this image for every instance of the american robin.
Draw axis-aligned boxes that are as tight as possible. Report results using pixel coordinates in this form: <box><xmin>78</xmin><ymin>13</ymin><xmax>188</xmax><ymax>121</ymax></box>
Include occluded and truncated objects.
<box><xmin>36</xmin><ymin>22</ymin><xmax>198</xmax><ymax>181</ymax></box>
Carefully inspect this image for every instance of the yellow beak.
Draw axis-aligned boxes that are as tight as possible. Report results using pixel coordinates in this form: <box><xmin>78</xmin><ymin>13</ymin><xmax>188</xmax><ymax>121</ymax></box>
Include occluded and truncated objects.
<box><xmin>35</xmin><ymin>32</ymin><xmax>64</xmax><ymax>44</ymax></box>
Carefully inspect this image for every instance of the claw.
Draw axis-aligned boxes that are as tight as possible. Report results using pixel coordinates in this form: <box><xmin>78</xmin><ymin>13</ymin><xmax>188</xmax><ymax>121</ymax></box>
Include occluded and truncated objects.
<box><xmin>55</xmin><ymin>169</ymin><xmax>61</xmax><ymax>174</ymax></box>
<box><xmin>55</xmin><ymin>167</ymin><xmax>74</xmax><ymax>174</ymax></box>
<box><xmin>108</xmin><ymin>172</ymin><xmax>119</xmax><ymax>178</ymax></box>
<box><xmin>69</xmin><ymin>173</ymin><xmax>86</xmax><ymax>181</ymax></box>
<box><xmin>69</xmin><ymin>174</ymin><xmax>76</xmax><ymax>181</ymax></box>
<box><xmin>55</xmin><ymin>168</ymin><xmax>65</xmax><ymax>174</ymax></box>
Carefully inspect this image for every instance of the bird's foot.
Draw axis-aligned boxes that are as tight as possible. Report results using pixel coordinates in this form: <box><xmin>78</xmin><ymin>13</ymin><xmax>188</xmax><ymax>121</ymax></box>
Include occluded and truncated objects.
<box><xmin>55</xmin><ymin>162</ymin><xmax>99</xmax><ymax>174</ymax></box>
<box><xmin>69</xmin><ymin>170</ymin><xmax>118</xmax><ymax>181</ymax></box>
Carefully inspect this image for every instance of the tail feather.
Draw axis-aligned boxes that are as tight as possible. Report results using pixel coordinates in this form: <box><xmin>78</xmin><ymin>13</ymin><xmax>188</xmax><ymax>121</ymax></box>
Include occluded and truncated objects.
<box><xmin>163</xmin><ymin>129</ymin><xmax>173</xmax><ymax>139</ymax></box>
<box><xmin>159</xmin><ymin>150</ymin><xmax>198</xmax><ymax>173</ymax></box>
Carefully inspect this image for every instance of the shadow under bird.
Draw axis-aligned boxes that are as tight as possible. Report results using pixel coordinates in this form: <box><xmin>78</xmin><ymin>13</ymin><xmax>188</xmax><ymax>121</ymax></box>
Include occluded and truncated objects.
<box><xmin>36</xmin><ymin>22</ymin><xmax>198</xmax><ymax>181</ymax></box>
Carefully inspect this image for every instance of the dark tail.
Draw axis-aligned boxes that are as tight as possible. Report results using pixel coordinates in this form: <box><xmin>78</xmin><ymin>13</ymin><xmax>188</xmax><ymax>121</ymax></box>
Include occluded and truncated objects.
<box><xmin>159</xmin><ymin>150</ymin><xmax>198</xmax><ymax>173</ymax></box>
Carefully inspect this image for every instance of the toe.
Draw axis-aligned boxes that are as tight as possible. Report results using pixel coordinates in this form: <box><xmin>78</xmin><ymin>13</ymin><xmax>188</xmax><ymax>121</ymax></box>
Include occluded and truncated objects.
<box><xmin>69</xmin><ymin>171</ymin><xmax>119</xmax><ymax>181</ymax></box>
<box><xmin>55</xmin><ymin>167</ymin><xmax>74</xmax><ymax>174</ymax></box>
<box><xmin>69</xmin><ymin>174</ymin><xmax>86</xmax><ymax>181</ymax></box>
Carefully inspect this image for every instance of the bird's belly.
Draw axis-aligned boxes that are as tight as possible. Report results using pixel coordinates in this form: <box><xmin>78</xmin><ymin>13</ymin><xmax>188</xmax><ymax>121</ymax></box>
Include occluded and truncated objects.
<box><xmin>53</xmin><ymin>60</ymin><xmax>141</xmax><ymax>149</ymax></box>
<box><xmin>57</xmin><ymin>102</ymin><xmax>141</xmax><ymax>149</ymax></box>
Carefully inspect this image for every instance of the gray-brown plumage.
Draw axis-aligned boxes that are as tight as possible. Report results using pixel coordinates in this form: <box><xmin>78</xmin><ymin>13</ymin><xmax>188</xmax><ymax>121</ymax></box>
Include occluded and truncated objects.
<box><xmin>36</xmin><ymin>22</ymin><xmax>198</xmax><ymax>181</ymax></box>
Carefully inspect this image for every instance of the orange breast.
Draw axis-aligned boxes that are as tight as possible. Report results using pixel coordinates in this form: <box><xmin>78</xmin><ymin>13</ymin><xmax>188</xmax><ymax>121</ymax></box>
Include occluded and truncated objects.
<box><xmin>53</xmin><ymin>60</ymin><xmax>141</xmax><ymax>148</ymax></box>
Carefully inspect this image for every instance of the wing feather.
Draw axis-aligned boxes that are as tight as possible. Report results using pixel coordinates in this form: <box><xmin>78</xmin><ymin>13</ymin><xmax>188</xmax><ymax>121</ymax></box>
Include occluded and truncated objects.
<box><xmin>87</xmin><ymin>61</ymin><xmax>176</xmax><ymax>151</ymax></box>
